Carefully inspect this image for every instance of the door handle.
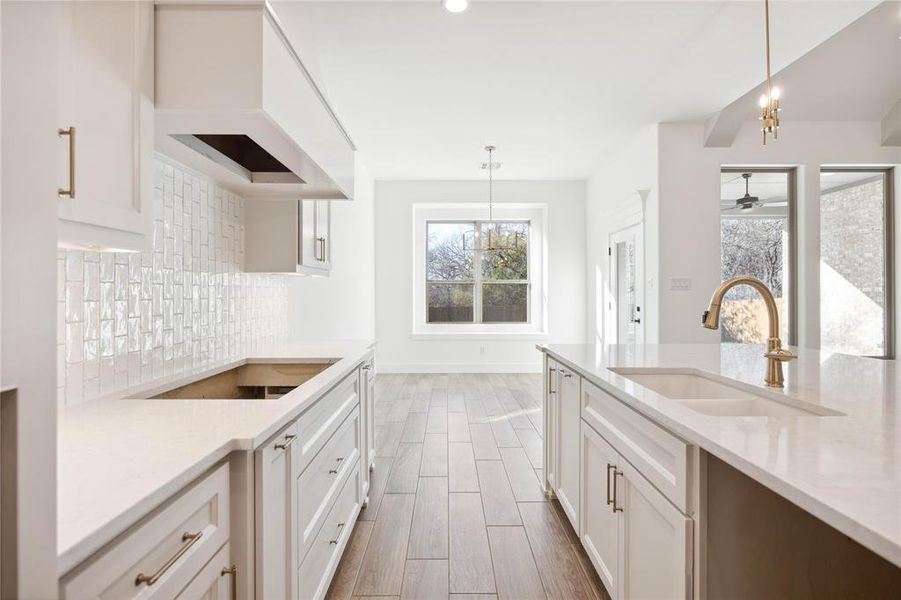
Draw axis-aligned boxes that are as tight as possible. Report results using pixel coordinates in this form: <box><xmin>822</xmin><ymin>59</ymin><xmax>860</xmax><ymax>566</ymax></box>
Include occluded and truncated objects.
<box><xmin>275</xmin><ymin>434</ymin><xmax>296</xmax><ymax>451</ymax></box>
<box><xmin>606</xmin><ymin>463</ymin><xmax>615</xmax><ymax>506</ymax></box>
<box><xmin>58</xmin><ymin>126</ymin><xmax>76</xmax><ymax>198</ymax></box>
<box><xmin>328</xmin><ymin>456</ymin><xmax>345</xmax><ymax>474</ymax></box>
<box><xmin>135</xmin><ymin>531</ymin><xmax>203</xmax><ymax>586</ymax></box>
<box><xmin>220</xmin><ymin>565</ymin><xmax>237</xmax><ymax>600</ymax></box>
<box><xmin>548</xmin><ymin>367</ymin><xmax>556</xmax><ymax>394</ymax></box>
<box><xmin>612</xmin><ymin>468</ymin><xmax>623</xmax><ymax>513</ymax></box>
<box><xmin>328</xmin><ymin>522</ymin><xmax>346</xmax><ymax>544</ymax></box>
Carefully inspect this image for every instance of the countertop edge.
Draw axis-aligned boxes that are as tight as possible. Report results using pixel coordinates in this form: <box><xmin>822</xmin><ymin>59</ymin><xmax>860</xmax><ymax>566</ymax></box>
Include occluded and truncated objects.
<box><xmin>539</xmin><ymin>345</ymin><xmax>901</xmax><ymax>569</ymax></box>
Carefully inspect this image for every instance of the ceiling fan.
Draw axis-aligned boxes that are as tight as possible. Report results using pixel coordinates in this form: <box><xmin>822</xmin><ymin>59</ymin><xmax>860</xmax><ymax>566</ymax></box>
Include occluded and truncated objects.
<box><xmin>721</xmin><ymin>172</ymin><xmax>784</xmax><ymax>212</ymax></box>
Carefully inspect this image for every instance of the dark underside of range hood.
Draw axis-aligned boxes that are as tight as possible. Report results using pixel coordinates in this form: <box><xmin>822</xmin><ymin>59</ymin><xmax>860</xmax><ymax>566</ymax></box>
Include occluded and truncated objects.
<box><xmin>171</xmin><ymin>133</ymin><xmax>306</xmax><ymax>185</ymax></box>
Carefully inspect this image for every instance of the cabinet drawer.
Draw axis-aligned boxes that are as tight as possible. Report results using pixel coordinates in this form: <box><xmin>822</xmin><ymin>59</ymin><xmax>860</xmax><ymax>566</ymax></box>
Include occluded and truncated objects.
<box><xmin>298</xmin><ymin>406</ymin><xmax>361</xmax><ymax>563</ymax></box>
<box><xmin>62</xmin><ymin>463</ymin><xmax>230</xmax><ymax>600</ymax></box>
<box><xmin>582</xmin><ymin>379</ymin><xmax>690</xmax><ymax>512</ymax></box>
<box><xmin>298</xmin><ymin>458</ymin><xmax>362</xmax><ymax>600</ymax></box>
<box><xmin>176</xmin><ymin>542</ymin><xmax>232</xmax><ymax>599</ymax></box>
<box><xmin>296</xmin><ymin>371</ymin><xmax>358</xmax><ymax>473</ymax></box>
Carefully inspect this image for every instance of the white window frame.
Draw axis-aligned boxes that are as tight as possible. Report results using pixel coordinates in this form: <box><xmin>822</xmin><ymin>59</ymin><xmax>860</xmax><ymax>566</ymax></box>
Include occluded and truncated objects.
<box><xmin>412</xmin><ymin>203</ymin><xmax>548</xmax><ymax>339</ymax></box>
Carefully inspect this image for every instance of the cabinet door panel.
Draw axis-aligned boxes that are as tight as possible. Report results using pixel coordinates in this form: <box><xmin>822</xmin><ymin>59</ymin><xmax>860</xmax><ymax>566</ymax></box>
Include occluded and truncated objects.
<box><xmin>620</xmin><ymin>459</ymin><xmax>692</xmax><ymax>600</ymax></box>
<box><xmin>301</xmin><ymin>200</ymin><xmax>318</xmax><ymax>268</ymax></box>
<box><xmin>256</xmin><ymin>423</ymin><xmax>298</xmax><ymax>599</ymax></box>
<box><xmin>176</xmin><ymin>543</ymin><xmax>232</xmax><ymax>600</ymax></box>
<box><xmin>544</xmin><ymin>357</ymin><xmax>558</xmax><ymax>492</ymax></box>
<box><xmin>58</xmin><ymin>0</ymin><xmax>153</xmax><ymax>247</ymax></box>
<box><xmin>580</xmin><ymin>421</ymin><xmax>620</xmax><ymax>599</ymax></box>
<box><xmin>555</xmin><ymin>367</ymin><xmax>580</xmax><ymax>529</ymax></box>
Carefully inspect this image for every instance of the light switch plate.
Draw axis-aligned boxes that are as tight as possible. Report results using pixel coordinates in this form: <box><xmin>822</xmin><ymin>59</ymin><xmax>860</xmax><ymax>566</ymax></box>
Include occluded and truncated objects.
<box><xmin>669</xmin><ymin>278</ymin><xmax>692</xmax><ymax>291</ymax></box>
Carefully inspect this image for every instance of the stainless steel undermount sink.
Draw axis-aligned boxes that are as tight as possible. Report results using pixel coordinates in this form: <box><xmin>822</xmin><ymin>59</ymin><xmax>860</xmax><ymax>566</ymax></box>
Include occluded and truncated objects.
<box><xmin>608</xmin><ymin>368</ymin><xmax>844</xmax><ymax>417</ymax></box>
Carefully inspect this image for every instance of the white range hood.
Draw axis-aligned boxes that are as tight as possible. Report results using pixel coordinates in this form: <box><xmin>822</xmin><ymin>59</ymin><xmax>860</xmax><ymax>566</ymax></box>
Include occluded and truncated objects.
<box><xmin>155</xmin><ymin>1</ymin><xmax>355</xmax><ymax>200</ymax></box>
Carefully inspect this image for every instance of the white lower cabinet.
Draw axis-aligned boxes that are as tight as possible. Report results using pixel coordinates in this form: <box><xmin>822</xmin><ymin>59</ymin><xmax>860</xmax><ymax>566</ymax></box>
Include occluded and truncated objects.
<box><xmin>256</xmin><ymin>423</ymin><xmax>300</xmax><ymax>599</ymax></box>
<box><xmin>544</xmin><ymin>356</ymin><xmax>559</xmax><ymax>492</ymax></box>
<box><xmin>547</xmin><ymin>362</ymin><xmax>696</xmax><ymax>600</ymax></box>
<box><xmin>60</xmin><ymin>464</ymin><xmax>231</xmax><ymax>600</ymax></box>
<box><xmin>580</xmin><ymin>422</ymin><xmax>621</xmax><ymax>596</ymax></box>
<box><xmin>555</xmin><ymin>365</ymin><xmax>581</xmax><ymax>530</ymax></box>
<box><xmin>256</xmin><ymin>362</ymin><xmax>371</xmax><ymax>600</ymax></box>
<box><xmin>580</xmin><ymin>417</ymin><xmax>693</xmax><ymax>600</ymax></box>
<box><xmin>177</xmin><ymin>543</ymin><xmax>235</xmax><ymax>600</ymax></box>
<box><xmin>359</xmin><ymin>359</ymin><xmax>376</xmax><ymax>501</ymax></box>
<box><xmin>62</xmin><ymin>360</ymin><xmax>374</xmax><ymax>600</ymax></box>
<box><xmin>297</xmin><ymin>459</ymin><xmax>361</xmax><ymax>600</ymax></box>
<box><xmin>619</xmin><ymin>457</ymin><xmax>692</xmax><ymax>600</ymax></box>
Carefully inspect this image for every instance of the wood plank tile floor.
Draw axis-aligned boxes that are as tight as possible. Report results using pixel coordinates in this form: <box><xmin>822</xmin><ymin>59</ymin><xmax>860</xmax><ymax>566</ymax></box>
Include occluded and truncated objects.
<box><xmin>326</xmin><ymin>373</ymin><xmax>611</xmax><ymax>600</ymax></box>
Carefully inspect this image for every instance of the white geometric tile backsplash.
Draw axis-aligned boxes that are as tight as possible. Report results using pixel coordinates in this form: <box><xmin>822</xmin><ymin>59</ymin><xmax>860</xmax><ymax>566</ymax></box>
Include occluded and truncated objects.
<box><xmin>58</xmin><ymin>158</ymin><xmax>290</xmax><ymax>406</ymax></box>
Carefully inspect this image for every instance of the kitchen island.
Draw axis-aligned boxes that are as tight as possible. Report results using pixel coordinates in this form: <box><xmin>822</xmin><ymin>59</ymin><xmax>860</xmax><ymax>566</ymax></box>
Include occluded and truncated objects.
<box><xmin>539</xmin><ymin>342</ymin><xmax>901</xmax><ymax>598</ymax></box>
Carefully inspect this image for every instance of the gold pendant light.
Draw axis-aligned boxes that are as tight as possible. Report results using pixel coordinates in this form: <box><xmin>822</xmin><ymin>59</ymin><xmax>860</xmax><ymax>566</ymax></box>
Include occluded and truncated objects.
<box><xmin>759</xmin><ymin>0</ymin><xmax>781</xmax><ymax>144</ymax></box>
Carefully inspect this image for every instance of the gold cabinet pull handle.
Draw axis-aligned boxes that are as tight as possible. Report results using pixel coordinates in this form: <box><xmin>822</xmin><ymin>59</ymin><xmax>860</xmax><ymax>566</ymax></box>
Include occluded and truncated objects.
<box><xmin>135</xmin><ymin>530</ymin><xmax>203</xmax><ymax>586</ymax></box>
<box><xmin>328</xmin><ymin>456</ymin><xmax>344</xmax><ymax>475</ymax></box>
<box><xmin>221</xmin><ymin>564</ymin><xmax>237</xmax><ymax>600</ymax></box>
<box><xmin>547</xmin><ymin>367</ymin><xmax>556</xmax><ymax>394</ymax></box>
<box><xmin>58</xmin><ymin>126</ymin><xmax>76</xmax><ymax>198</ymax></box>
<box><xmin>328</xmin><ymin>522</ymin><xmax>346</xmax><ymax>545</ymax></box>
<box><xmin>275</xmin><ymin>434</ymin><xmax>297</xmax><ymax>451</ymax></box>
<box><xmin>606</xmin><ymin>463</ymin><xmax>615</xmax><ymax>506</ymax></box>
<box><xmin>612</xmin><ymin>468</ymin><xmax>623</xmax><ymax>513</ymax></box>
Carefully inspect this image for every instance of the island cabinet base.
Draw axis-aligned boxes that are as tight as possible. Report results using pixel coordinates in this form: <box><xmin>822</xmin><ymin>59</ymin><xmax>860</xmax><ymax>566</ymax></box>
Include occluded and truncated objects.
<box><xmin>706</xmin><ymin>455</ymin><xmax>901</xmax><ymax>599</ymax></box>
<box><xmin>544</xmin><ymin>353</ymin><xmax>698</xmax><ymax>600</ymax></box>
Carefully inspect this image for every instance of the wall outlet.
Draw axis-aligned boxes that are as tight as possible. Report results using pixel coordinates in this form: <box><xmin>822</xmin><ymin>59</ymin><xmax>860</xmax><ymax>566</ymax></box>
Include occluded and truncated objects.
<box><xmin>669</xmin><ymin>278</ymin><xmax>692</xmax><ymax>291</ymax></box>
<box><xmin>479</xmin><ymin>345</ymin><xmax>486</xmax><ymax>355</ymax></box>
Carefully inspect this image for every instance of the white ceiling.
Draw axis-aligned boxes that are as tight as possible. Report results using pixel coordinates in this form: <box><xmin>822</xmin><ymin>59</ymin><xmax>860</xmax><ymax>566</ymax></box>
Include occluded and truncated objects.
<box><xmin>274</xmin><ymin>1</ymin><xmax>881</xmax><ymax>180</ymax></box>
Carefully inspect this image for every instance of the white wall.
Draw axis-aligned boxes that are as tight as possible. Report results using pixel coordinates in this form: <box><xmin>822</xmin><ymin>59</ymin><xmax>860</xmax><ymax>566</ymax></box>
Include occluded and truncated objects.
<box><xmin>585</xmin><ymin>125</ymin><xmax>659</xmax><ymax>346</ymax></box>
<box><xmin>375</xmin><ymin>180</ymin><xmax>586</xmax><ymax>372</ymax></box>
<box><xmin>656</xmin><ymin>120</ymin><xmax>901</xmax><ymax>346</ymax></box>
<box><xmin>287</xmin><ymin>156</ymin><xmax>376</xmax><ymax>340</ymax></box>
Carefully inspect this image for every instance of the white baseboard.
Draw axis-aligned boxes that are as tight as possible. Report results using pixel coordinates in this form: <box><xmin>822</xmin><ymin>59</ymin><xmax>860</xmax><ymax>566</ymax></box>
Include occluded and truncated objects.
<box><xmin>378</xmin><ymin>362</ymin><xmax>542</xmax><ymax>374</ymax></box>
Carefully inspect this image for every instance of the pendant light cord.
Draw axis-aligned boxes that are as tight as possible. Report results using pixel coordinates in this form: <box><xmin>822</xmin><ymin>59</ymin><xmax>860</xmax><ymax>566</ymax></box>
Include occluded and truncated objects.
<box><xmin>764</xmin><ymin>0</ymin><xmax>772</xmax><ymax>101</ymax></box>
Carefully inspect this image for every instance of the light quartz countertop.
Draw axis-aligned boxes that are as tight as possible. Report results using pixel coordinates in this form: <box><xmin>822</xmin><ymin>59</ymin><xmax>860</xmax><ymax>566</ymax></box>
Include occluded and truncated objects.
<box><xmin>57</xmin><ymin>339</ymin><xmax>375</xmax><ymax>575</ymax></box>
<box><xmin>539</xmin><ymin>343</ymin><xmax>901</xmax><ymax>569</ymax></box>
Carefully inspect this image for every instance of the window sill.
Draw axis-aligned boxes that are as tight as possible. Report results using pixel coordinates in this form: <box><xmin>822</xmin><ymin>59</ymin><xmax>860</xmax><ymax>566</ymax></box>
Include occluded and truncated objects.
<box><xmin>410</xmin><ymin>330</ymin><xmax>549</xmax><ymax>342</ymax></box>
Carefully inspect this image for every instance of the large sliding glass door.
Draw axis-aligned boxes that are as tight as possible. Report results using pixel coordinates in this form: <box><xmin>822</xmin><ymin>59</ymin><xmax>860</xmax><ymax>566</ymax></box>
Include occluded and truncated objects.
<box><xmin>820</xmin><ymin>169</ymin><xmax>894</xmax><ymax>358</ymax></box>
<box><xmin>719</xmin><ymin>169</ymin><xmax>796</xmax><ymax>345</ymax></box>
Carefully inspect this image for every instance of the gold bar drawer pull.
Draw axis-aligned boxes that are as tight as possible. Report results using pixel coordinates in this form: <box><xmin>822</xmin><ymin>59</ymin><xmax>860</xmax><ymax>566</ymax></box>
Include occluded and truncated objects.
<box><xmin>134</xmin><ymin>530</ymin><xmax>203</xmax><ymax>586</ymax></box>
<box><xmin>328</xmin><ymin>456</ymin><xmax>345</xmax><ymax>475</ymax></box>
<box><xmin>328</xmin><ymin>522</ymin><xmax>346</xmax><ymax>545</ymax></box>
<box><xmin>275</xmin><ymin>434</ymin><xmax>297</xmax><ymax>450</ymax></box>
<box><xmin>58</xmin><ymin>126</ymin><xmax>76</xmax><ymax>198</ymax></box>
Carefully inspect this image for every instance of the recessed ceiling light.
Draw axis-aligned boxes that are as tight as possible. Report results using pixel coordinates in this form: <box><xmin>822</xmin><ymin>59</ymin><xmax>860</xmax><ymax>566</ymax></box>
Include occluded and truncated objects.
<box><xmin>443</xmin><ymin>0</ymin><xmax>469</xmax><ymax>14</ymax></box>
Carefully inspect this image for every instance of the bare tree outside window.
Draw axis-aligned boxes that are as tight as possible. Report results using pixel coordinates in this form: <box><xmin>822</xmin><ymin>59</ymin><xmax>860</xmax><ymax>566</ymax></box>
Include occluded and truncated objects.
<box><xmin>427</xmin><ymin>221</ymin><xmax>529</xmax><ymax>323</ymax></box>
<box><xmin>719</xmin><ymin>170</ymin><xmax>792</xmax><ymax>343</ymax></box>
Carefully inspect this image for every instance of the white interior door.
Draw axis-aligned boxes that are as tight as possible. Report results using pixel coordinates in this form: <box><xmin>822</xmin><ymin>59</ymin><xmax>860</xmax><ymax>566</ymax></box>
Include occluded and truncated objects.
<box><xmin>609</xmin><ymin>224</ymin><xmax>645</xmax><ymax>344</ymax></box>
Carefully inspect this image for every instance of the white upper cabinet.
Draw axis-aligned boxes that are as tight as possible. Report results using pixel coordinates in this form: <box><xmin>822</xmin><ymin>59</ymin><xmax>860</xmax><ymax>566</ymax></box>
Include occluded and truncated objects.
<box><xmin>57</xmin><ymin>0</ymin><xmax>154</xmax><ymax>251</ymax></box>
<box><xmin>244</xmin><ymin>199</ymin><xmax>332</xmax><ymax>275</ymax></box>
